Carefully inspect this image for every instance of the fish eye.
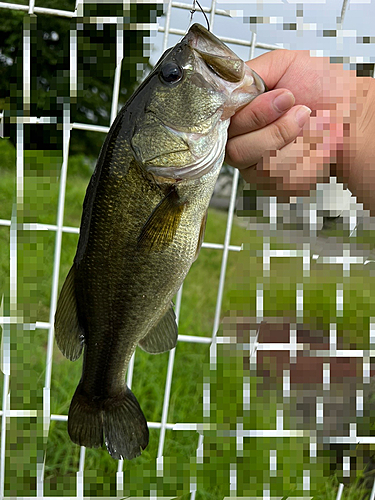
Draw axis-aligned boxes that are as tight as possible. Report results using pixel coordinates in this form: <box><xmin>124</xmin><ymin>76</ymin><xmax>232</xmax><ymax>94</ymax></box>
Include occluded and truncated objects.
<box><xmin>159</xmin><ymin>62</ymin><xmax>183</xmax><ymax>84</ymax></box>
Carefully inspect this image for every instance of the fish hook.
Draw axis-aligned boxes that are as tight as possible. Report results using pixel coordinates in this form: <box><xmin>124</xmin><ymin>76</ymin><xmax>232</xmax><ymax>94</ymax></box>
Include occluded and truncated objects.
<box><xmin>190</xmin><ymin>0</ymin><xmax>210</xmax><ymax>32</ymax></box>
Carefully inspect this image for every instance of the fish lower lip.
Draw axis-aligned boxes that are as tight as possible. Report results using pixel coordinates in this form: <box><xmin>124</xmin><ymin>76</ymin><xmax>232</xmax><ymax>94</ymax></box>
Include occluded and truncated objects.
<box><xmin>193</xmin><ymin>48</ymin><xmax>244</xmax><ymax>83</ymax></box>
<box><xmin>187</xmin><ymin>23</ymin><xmax>237</xmax><ymax>59</ymax></box>
<box><xmin>252</xmin><ymin>70</ymin><xmax>267</xmax><ymax>93</ymax></box>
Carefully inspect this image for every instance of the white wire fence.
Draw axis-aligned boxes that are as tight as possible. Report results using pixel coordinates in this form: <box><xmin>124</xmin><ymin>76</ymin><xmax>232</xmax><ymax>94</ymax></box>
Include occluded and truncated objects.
<box><xmin>0</xmin><ymin>0</ymin><xmax>375</xmax><ymax>498</ymax></box>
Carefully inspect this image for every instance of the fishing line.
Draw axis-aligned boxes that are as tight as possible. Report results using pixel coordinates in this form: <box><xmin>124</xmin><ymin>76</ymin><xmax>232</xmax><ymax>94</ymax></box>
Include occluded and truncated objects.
<box><xmin>190</xmin><ymin>0</ymin><xmax>210</xmax><ymax>32</ymax></box>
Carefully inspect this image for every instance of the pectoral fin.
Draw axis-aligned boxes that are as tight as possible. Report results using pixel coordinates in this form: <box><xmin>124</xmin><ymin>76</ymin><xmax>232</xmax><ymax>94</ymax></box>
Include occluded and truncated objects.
<box><xmin>194</xmin><ymin>209</ymin><xmax>208</xmax><ymax>261</ymax></box>
<box><xmin>54</xmin><ymin>265</ymin><xmax>84</xmax><ymax>361</ymax></box>
<box><xmin>137</xmin><ymin>187</ymin><xmax>184</xmax><ymax>252</ymax></box>
<box><xmin>138</xmin><ymin>303</ymin><xmax>178</xmax><ymax>354</ymax></box>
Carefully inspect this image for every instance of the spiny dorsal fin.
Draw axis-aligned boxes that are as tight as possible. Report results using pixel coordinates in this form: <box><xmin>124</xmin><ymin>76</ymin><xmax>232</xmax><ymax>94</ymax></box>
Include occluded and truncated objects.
<box><xmin>194</xmin><ymin>209</ymin><xmax>208</xmax><ymax>261</ymax></box>
<box><xmin>138</xmin><ymin>303</ymin><xmax>178</xmax><ymax>354</ymax></box>
<box><xmin>54</xmin><ymin>265</ymin><xmax>84</xmax><ymax>361</ymax></box>
<box><xmin>137</xmin><ymin>187</ymin><xmax>184</xmax><ymax>252</ymax></box>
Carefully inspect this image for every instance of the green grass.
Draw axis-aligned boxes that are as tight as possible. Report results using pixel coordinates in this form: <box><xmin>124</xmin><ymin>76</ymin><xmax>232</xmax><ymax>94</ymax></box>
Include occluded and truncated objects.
<box><xmin>312</xmin><ymin>473</ymin><xmax>375</xmax><ymax>500</ymax></box>
<box><xmin>1</xmin><ymin>137</ymin><xmax>375</xmax><ymax>498</ymax></box>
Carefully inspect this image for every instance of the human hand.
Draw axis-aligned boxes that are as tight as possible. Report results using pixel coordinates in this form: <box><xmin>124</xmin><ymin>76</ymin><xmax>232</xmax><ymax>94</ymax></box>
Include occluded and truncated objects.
<box><xmin>226</xmin><ymin>50</ymin><xmax>364</xmax><ymax>199</ymax></box>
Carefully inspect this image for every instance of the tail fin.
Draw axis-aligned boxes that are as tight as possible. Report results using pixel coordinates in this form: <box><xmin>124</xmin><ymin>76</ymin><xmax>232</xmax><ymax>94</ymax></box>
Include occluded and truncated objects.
<box><xmin>68</xmin><ymin>383</ymin><xmax>149</xmax><ymax>460</ymax></box>
<box><xmin>102</xmin><ymin>387</ymin><xmax>149</xmax><ymax>460</ymax></box>
<box><xmin>68</xmin><ymin>383</ymin><xmax>103</xmax><ymax>450</ymax></box>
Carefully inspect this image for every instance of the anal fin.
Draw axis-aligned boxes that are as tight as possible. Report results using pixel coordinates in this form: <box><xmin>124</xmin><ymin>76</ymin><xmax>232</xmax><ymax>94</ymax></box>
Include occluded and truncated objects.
<box><xmin>138</xmin><ymin>303</ymin><xmax>178</xmax><ymax>354</ymax></box>
<box><xmin>54</xmin><ymin>265</ymin><xmax>84</xmax><ymax>361</ymax></box>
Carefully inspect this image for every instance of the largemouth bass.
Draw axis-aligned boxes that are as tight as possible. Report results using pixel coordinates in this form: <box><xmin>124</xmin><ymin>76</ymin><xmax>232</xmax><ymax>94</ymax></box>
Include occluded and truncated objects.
<box><xmin>54</xmin><ymin>23</ymin><xmax>266</xmax><ymax>460</ymax></box>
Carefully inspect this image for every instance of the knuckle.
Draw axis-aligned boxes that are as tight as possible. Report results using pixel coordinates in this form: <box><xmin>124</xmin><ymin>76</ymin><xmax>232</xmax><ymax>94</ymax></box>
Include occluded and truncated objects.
<box><xmin>225</xmin><ymin>139</ymin><xmax>242</xmax><ymax>166</ymax></box>
<box><xmin>247</xmin><ymin>106</ymin><xmax>269</xmax><ymax>130</ymax></box>
<box><xmin>270</xmin><ymin>120</ymin><xmax>294</xmax><ymax>148</ymax></box>
<box><xmin>226</xmin><ymin>138</ymin><xmax>248</xmax><ymax>168</ymax></box>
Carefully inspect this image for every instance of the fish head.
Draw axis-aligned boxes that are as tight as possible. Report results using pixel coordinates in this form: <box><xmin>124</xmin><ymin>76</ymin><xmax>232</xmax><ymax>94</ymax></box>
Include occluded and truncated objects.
<box><xmin>130</xmin><ymin>23</ymin><xmax>266</xmax><ymax>181</ymax></box>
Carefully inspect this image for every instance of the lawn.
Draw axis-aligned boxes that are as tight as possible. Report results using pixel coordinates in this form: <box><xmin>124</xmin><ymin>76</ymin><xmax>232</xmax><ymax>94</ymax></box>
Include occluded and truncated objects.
<box><xmin>1</xmin><ymin>136</ymin><xmax>375</xmax><ymax>498</ymax></box>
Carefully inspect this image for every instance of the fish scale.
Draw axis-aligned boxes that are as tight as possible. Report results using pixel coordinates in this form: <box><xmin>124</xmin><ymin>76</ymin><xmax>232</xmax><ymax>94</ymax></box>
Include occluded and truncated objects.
<box><xmin>54</xmin><ymin>23</ymin><xmax>266</xmax><ymax>460</ymax></box>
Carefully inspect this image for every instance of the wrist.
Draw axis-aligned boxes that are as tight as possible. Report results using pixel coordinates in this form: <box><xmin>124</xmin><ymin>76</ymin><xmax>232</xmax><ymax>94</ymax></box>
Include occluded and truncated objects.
<box><xmin>345</xmin><ymin>77</ymin><xmax>375</xmax><ymax>212</ymax></box>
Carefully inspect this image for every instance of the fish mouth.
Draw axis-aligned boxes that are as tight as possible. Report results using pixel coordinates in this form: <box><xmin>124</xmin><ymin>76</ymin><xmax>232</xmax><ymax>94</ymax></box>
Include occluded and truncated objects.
<box><xmin>185</xmin><ymin>23</ymin><xmax>266</xmax><ymax>97</ymax></box>
<box><xmin>186</xmin><ymin>23</ymin><xmax>245</xmax><ymax>83</ymax></box>
<box><xmin>185</xmin><ymin>24</ymin><xmax>267</xmax><ymax>122</ymax></box>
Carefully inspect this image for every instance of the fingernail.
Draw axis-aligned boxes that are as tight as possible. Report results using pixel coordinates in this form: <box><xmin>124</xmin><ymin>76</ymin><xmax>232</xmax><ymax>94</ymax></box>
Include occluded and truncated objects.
<box><xmin>273</xmin><ymin>91</ymin><xmax>295</xmax><ymax>112</ymax></box>
<box><xmin>295</xmin><ymin>105</ymin><xmax>312</xmax><ymax>127</ymax></box>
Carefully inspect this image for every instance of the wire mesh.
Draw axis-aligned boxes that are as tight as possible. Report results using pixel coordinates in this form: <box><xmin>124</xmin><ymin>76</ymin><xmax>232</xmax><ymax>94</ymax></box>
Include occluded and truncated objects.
<box><xmin>0</xmin><ymin>0</ymin><xmax>375</xmax><ymax>498</ymax></box>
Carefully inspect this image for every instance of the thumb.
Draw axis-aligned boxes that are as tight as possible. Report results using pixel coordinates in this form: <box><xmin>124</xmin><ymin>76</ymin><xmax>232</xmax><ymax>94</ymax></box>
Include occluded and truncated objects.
<box><xmin>247</xmin><ymin>49</ymin><xmax>322</xmax><ymax>110</ymax></box>
<box><xmin>246</xmin><ymin>49</ymin><xmax>297</xmax><ymax>90</ymax></box>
